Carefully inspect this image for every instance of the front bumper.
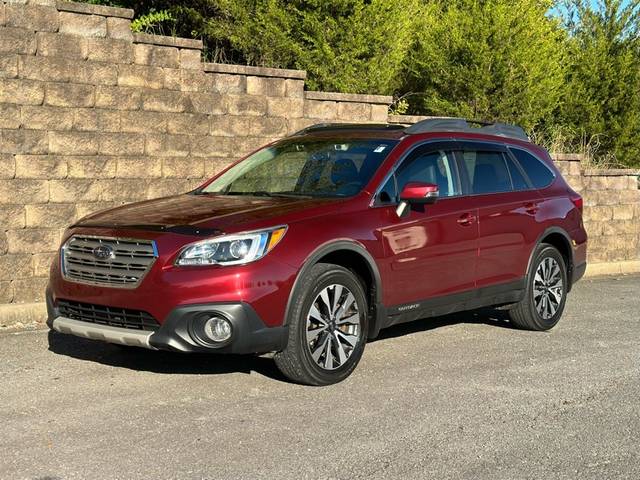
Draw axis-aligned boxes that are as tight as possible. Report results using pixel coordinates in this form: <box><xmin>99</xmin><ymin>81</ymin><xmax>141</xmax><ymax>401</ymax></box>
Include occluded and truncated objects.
<box><xmin>46</xmin><ymin>294</ymin><xmax>288</xmax><ymax>354</ymax></box>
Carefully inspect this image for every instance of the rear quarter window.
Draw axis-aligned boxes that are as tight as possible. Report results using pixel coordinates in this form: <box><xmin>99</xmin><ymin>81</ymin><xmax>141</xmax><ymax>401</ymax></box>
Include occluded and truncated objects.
<box><xmin>510</xmin><ymin>148</ymin><xmax>555</xmax><ymax>189</ymax></box>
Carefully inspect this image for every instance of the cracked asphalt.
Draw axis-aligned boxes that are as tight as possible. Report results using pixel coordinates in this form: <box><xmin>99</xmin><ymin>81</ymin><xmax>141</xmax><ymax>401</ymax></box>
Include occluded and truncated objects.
<box><xmin>0</xmin><ymin>274</ymin><xmax>638</xmax><ymax>480</ymax></box>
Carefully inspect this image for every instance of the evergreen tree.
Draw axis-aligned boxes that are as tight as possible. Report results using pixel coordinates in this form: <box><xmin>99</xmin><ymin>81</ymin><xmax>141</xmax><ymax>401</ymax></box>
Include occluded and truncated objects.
<box><xmin>558</xmin><ymin>0</ymin><xmax>640</xmax><ymax>167</ymax></box>
<box><xmin>401</xmin><ymin>0</ymin><xmax>567</xmax><ymax>131</ymax></box>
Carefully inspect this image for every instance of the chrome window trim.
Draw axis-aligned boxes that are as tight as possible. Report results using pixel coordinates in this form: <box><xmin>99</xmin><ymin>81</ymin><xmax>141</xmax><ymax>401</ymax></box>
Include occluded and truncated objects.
<box><xmin>61</xmin><ymin>234</ymin><xmax>158</xmax><ymax>289</ymax></box>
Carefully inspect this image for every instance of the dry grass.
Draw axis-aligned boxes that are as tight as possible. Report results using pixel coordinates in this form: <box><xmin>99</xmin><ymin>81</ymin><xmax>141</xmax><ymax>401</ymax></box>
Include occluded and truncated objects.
<box><xmin>529</xmin><ymin>128</ymin><xmax>623</xmax><ymax>169</ymax></box>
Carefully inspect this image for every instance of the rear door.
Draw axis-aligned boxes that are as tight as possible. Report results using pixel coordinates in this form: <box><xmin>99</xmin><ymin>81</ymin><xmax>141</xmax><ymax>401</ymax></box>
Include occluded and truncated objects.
<box><xmin>374</xmin><ymin>142</ymin><xmax>479</xmax><ymax>307</ymax></box>
<box><xmin>456</xmin><ymin>142</ymin><xmax>543</xmax><ymax>288</ymax></box>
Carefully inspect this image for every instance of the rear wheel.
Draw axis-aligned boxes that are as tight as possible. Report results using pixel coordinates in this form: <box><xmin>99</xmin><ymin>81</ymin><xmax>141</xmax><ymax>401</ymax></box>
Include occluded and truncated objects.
<box><xmin>509</xmin><ymin>244</ymin><xmax>567</xmax><ymax>331</ymax></box>
<box><xmin>274</xmin><ymin>263</ymin><xmax>368</xmax><ymax>385</ymax></box>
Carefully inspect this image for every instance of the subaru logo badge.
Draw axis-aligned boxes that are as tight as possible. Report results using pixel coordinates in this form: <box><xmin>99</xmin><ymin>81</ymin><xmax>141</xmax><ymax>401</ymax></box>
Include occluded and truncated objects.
<box><xmin>92</xmin><ymin>245</ymin><xmax>114</xmax><ymax>260</ymax></box>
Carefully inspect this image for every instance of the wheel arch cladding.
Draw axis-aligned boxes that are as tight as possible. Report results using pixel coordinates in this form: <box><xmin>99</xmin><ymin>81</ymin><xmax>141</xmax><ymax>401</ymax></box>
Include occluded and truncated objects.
<box><xmin>283</xmin><ymin>240</ymin><xmax>384</xmax><ymax>339</ymax></box>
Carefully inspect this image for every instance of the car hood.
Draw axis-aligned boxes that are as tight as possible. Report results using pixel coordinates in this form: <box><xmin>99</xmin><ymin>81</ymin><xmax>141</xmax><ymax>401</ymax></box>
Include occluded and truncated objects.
<box><xmin>74</xmin><ymin>194</ymin><xmax>337</xmax><ymax>235</ymax></box>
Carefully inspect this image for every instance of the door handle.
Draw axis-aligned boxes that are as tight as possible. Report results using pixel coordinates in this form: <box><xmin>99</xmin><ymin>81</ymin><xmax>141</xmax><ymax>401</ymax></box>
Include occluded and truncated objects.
<box><xmin>524</xmin><ymin>202</ymin><xmax>539</xmax><ymax>215</ymax></box>
<box><xmin>457</xmin><ymin>212</ymin><xmax>476</xmax><ymax>226</ymax></box>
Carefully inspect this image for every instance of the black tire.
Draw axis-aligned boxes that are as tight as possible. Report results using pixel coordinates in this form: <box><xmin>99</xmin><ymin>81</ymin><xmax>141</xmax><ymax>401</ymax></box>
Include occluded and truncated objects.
<box><xmin>509</xmin><ymin>244</ymin><xmax>568</xmax><ymax>331</ymax></box>
<box><xmin>274</xmin><ymin>263</ymin><xmax>369</xmax><ymax>386</ymax></box>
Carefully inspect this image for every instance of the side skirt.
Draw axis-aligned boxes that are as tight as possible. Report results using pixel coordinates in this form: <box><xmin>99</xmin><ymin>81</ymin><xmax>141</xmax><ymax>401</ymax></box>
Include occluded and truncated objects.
<box><xmin>382</xmin><ymin>279</ymin><xmax>526</xmax><ymax>328</ymax></box>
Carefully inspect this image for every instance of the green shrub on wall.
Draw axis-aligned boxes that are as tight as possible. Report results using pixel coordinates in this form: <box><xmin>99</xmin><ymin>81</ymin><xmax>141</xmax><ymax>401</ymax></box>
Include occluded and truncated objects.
<box><xmin>83</xmin><ymin>0</ymin><xmax>418</xmax><ymax>96</ymax></box>
<box><xmin>130</xmin><ymin>9</ymin><xmax>175</xmax><ymax>35</ymax></box>
<box><xmin>163</xmin><ymin>0</ymin><xmax>420</xmax><ymax>96</ymax></box>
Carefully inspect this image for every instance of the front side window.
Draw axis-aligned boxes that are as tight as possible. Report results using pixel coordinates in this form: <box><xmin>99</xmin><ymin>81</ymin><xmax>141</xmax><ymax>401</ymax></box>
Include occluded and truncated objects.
<box><xmin>461</xmin><ymin>151</ymin><xmax>513</xmax><ymax>194</ymax></box>
<box><xmin>379</xmin><ymin>149</ymin><xmax>460</xmax><ymax>203</ymax></box>
<box><xmin>199</xmin><ymin>139</ymin><xmax>398</xmax><ymax>198</ymax></box>
<box><xmin>510</xmin><ymin>148</ymin><xmax>555</xmax><ymax>189</ymax></box>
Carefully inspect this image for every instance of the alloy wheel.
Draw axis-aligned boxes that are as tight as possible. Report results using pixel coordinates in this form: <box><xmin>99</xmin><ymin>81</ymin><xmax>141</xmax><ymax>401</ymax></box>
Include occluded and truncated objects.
<box><xmin>305</xmin><ymin>284</ymin><xmax>361</xmax><ymax>371</ymax></box>
<box><xmin>533</xmin><ymin>257</ymin><xmax>564</xmax><ymax>320</ymax></box>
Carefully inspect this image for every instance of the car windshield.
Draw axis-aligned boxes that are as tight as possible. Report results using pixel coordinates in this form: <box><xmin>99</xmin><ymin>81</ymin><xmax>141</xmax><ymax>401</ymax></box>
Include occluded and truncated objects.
<box><xmin>198</xmin><ymin>138</ymin><xmax>399</xmax><ymax>198</ymax></box>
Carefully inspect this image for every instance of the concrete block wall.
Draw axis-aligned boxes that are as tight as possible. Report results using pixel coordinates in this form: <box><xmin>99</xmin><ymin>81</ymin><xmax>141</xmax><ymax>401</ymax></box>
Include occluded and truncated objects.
<box><xmin>0</xmin><ymin>0</ymin><xmax>391</xmax><ymax>324</ymax></box>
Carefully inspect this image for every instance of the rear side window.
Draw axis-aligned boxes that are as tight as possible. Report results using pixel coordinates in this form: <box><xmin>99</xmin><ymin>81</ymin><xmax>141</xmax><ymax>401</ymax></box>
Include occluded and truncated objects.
<box><xmin>510</xmin><ymin>148</ymin><xmax>555</xmax><ymax>189</ymax></box>
<box><xmin>461</xmin><ymin>151</ymin><xmax>512</xmax><ymax>194</ymax></box>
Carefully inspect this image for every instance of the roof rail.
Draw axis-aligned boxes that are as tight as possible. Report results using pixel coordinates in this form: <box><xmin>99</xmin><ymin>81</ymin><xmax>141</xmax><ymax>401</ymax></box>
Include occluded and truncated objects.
<box><xmin>404</xmin><ymin>117</ymin><xmax>529</xmax><ymax>141</ymax></box>
<box><xmin>291</xmin><ymin>123</ymin><xmax>405</xmax><ymax>136</ymax></box>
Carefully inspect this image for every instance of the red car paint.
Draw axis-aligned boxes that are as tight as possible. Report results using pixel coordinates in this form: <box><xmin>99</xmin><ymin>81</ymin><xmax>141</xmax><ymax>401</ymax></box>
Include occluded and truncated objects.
<box><xmin>48</xmin><ymin>129</ymin><xmax>587</xmax><ymax>336</ymax></box>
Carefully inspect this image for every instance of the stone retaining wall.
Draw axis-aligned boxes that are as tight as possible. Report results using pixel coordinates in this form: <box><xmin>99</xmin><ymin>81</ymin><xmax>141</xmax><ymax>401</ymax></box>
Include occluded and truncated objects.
<box><xmin>0</xmin><ymin>1</ymin><xmax>638</xmax><ymax>328</ymax></box>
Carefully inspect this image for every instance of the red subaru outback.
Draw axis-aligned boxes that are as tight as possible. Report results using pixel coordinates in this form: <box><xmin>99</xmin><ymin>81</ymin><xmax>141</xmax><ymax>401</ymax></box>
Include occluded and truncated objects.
<box><xmin>47</xmin><ymin>119</ymin><xmax>587</xmax><ymax>385</ymax></box>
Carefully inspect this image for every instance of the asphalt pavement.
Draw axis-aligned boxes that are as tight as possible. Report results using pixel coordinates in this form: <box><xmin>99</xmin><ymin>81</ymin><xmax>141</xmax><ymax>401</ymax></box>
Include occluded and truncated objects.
<box><xmin>0</xmin><ymin>274</ymin><xmax>638</xmax><ymax>480</ymax></box>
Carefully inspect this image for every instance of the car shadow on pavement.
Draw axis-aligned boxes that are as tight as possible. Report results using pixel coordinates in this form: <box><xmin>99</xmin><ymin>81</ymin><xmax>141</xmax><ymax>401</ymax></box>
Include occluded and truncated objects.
<box><xmin>47</xmin><ymin>330</ymin><xmax>287</xmax><ymax>381</ymax></box>
<box><xmin>47</xmin><ymin>307</ymin><xmax>515</xmax><ymax>382</ymax></box>
<box><xmin>372</xmin><ymin>307</ymin><xmax>516</xmax><ymax>342</ymax></box>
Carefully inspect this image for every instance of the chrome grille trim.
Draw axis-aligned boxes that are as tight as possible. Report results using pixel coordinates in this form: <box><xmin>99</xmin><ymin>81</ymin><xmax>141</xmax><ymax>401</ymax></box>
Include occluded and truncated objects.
<box><xmin>61</xmin><ymin>235</ymin><xmax>158</xmax><ymax>288</ymax></box>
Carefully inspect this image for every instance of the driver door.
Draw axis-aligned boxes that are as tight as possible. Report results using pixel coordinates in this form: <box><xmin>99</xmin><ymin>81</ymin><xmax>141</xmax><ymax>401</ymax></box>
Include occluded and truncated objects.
<box><xmin>375</xmin><ymin>143</ymin><xmax>479</xmax><ymax>308</ymax></box>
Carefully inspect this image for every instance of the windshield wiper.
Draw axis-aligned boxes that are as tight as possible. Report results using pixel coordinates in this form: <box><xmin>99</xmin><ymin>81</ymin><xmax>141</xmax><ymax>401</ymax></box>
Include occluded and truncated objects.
<box><xmin>226</xmin><ymin>191</ymin><xmax>275</xmax><ymax>197</ymax></box>
<box><xmin>197</xmin><ymin>190</ymin><xmax>315</xmax><ymax>198</ymax></box>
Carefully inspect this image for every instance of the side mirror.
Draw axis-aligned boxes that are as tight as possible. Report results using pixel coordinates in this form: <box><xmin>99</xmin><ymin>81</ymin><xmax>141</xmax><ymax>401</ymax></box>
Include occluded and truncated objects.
<box><xmin>396</xmin><ymin>182</ymin><xmax>439</xmax><ymax>217</ymax></box>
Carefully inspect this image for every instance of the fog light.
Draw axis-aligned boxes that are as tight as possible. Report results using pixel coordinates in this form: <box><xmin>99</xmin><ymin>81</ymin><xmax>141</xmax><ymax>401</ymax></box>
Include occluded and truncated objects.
<box><xmin>203</xmin><ymin>316</ymin><xmax>232</xmax><ymax>342</ymax></box>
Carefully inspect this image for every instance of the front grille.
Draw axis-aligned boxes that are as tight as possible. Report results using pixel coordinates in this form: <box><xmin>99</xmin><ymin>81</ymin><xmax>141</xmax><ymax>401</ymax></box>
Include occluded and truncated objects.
<box><xmin>57</xmin><ymin>300</ymin><xmax>159</xmax><ymax>331</ymax></box>
<box><xmin>62</xmin><ymin>235</ymin><xmax>157</xmax><ymax>288</ymax></box>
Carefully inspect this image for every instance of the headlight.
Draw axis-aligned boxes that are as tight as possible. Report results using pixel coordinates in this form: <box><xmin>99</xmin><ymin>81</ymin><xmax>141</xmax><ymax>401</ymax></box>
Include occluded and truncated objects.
<box><xmin>176</xmin><ymin>226</ymin><xmax>287</xmax><ymax>266</ymax></box>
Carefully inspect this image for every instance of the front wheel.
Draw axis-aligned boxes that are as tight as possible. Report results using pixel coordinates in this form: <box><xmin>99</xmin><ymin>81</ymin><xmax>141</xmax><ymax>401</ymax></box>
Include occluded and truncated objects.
<box><xmin>274</xmin><ymin>263</ymin><xmax>368</xmax><ymax>386</ymax></box>
<box><xmin>509</xmin><ymin>244</ymin><xmax>568</xmax><ymax>331</ymax></box>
